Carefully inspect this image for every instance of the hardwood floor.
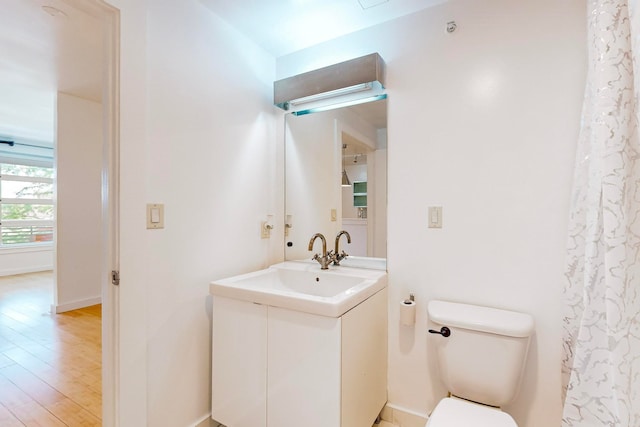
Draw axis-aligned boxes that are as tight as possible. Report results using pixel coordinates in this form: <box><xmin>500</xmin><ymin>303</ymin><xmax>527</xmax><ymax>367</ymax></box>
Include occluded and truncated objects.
<box><xmin>0</xmin><ymin>272</ymin><xmax>101</xmax><ymax>426</ymax></box>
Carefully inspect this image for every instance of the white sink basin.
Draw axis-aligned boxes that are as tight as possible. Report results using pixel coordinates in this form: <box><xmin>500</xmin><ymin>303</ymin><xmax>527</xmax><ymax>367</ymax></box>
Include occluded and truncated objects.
<box><xmin>210</xmin><ymin>261</ymin><xmax>387</xmax><ymax>317</ymax></box>
<box><xmin>338</xmin><ymin>256</ymin><xmax>386</xmax><ymax>270</ymax></box>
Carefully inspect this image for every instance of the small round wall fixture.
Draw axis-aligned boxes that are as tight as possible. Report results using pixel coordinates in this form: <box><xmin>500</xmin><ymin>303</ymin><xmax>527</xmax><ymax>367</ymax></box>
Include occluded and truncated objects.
<box><xmin>446</xmin><ymin>21</ymin><xmax>457</xmax><ymax>33</ymax></box>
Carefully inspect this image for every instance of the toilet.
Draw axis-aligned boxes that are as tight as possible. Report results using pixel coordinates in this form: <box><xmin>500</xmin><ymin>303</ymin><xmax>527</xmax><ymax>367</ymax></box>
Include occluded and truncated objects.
<box><xmin>426</xmin><ymin>300</ymin><xmax>535</xmax><ymax>427</ymax></box>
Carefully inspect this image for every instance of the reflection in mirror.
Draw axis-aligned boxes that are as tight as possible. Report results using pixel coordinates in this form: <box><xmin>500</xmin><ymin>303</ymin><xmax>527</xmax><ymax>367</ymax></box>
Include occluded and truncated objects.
<box><xmin>284</xmin><ymin>98</ymin><xmax>387</xmax><ymax>269</ymax></box>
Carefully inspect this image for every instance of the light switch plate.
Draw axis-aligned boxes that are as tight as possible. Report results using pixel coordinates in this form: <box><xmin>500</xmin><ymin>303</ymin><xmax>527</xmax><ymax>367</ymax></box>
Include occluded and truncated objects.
<box><xmin>428</xmin><ymin>206</ymin><xmax>442</xmax><ymax>229</ymax></box>
<box><xmin>147</xmin><ymin>203</ymin><xmax>164</xmax><ymax>229</ymax></box>
<box><xmin>331</xmin><ymin>209</ymin><xmax>337</xmax><ymax>222</ymax></box>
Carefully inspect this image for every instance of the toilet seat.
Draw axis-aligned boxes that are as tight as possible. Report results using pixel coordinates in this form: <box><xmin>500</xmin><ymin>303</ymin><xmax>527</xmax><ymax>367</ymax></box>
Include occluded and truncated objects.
<box><xmin>425</xmin><ymin>397</ymin><xmax>518</xmax><ymax>427</ymax></box>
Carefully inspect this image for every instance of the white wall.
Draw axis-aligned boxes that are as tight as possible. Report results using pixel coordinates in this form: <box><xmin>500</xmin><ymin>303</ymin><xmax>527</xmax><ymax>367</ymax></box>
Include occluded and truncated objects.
<box><xmin>145</xmin><ymin>2</ymin><xmax>276</xmax><ymax>424</ymax></box>
<box><xmin>54</xmin><ymin>92</ymin><xmax>102</xmax><ymax>312</ymax></box>
<box><xmin>107</xmin><ymin>0</ymin><xmax>278</xmax><ymax>425</ymax></box>
<box><xmin>278</xmin><ymin>1</ymin><xmax>586</xmax><ymax>426</ymax></box>
<box><xmin>0</xmin><ymin>246</ymin><xmax>53</xmax><ymax>276</ymax></box>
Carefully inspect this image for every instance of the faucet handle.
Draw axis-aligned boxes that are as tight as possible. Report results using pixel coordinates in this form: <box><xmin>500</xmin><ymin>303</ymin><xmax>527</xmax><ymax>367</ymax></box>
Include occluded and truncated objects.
<box><xmin>332</xmin><ymin>250</ymin><xmax>349</xmax><ymax>265</ymax></box>
<box><xmin>312</xmin><ymin>252</ymin><xmax>332</xmax><ymax>269</ymax></box>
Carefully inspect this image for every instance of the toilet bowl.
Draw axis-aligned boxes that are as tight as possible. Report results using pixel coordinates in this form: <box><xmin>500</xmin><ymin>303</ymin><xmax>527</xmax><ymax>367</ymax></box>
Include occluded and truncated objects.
<box><xmin>425</xmin><ymin>397</ymin><xmax>517</xmax><ymax>427</ymax></box>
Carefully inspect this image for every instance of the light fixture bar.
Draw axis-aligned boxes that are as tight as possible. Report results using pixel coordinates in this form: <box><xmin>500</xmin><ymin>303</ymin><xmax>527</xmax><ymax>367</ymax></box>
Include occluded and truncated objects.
<box><xmin>289</xmin><ymin>83</ymin><xmax>373</xmax><ymax>107</ymax></box>
<box><xmin>292</xmin><ymin>93</ymin><xmax>387</xmax><ymax>117</ymax></box>
<box><xmin>274</xmin><ymin>53</ymin><xmax>386</xmax><ymax>110</ymax></box>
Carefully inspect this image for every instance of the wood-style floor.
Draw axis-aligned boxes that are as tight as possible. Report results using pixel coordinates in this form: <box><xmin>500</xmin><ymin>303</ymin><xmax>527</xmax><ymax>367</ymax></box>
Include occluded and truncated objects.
<box><xmin>0</xmin><ymin>272</ymin><xmax>101</xmax><ymax>426</ymax></box>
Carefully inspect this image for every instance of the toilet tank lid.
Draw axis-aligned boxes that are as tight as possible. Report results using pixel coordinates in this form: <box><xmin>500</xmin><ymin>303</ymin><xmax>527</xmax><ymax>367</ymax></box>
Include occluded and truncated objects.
<box><xmin>428</xmin><ymin>300</ymin><xmax>535</xmax><ymax>338</ymax></box>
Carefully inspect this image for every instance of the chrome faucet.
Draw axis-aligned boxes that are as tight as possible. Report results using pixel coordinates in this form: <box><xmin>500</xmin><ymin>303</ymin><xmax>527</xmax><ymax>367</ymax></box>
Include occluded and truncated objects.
<box><xmin>308</xmin><ymin>233</ymin><xmax>333</xmax><ymax>270</ymax></box>
<box><xmin>333</xmin><ymin>230</ymin><xmax>351</xmax><ymax>265</ymax></box>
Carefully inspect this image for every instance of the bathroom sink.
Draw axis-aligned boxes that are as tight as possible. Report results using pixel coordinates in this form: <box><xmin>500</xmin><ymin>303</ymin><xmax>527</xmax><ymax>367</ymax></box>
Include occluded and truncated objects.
<box><xmin>210</xmin><ymin>261</ymin><xmax>387</xmax><ymax>317</ymax></box>
<box><xmin>338</xmin><ymin>256</ymin><xmax>386</xmax><ymax>270</ymax></box>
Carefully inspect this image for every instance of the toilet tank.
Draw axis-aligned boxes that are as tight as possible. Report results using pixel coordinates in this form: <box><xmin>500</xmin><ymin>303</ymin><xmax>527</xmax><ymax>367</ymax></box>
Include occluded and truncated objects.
<box><xmin>428</xmin><ymin>300</ymin><xmax>535</xmax><ymax>407</ymax></box>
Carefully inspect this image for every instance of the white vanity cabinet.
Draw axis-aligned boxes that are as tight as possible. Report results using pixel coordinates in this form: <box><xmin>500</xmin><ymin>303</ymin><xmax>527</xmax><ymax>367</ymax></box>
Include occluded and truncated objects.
<box><xmin>211</xmin><ymin>288</ymin><xmax>388</xmax><ymax>427</ymax></box>
<box><xmin>211</xmin><ymin>297</ymin><xmax>268</xmax><ymax>427</ymax></box>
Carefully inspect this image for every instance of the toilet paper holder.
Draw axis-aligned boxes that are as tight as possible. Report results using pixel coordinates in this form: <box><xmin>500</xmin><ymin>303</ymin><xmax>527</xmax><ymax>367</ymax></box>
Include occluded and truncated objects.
<box><xmin>400</xmin><ymin>293</ymin><xmax>417</xmax><ymax>326</ymax></box>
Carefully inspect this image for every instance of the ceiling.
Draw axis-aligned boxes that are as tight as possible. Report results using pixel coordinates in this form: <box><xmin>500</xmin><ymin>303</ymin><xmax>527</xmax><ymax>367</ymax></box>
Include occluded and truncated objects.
<box><xmin>0</xmin><ymin>0</ymin><xmax>103</xmax><ymax>144</ymax></box>
<box><xmin>0</xmin><ymin>0</ymin><xmax>441</xmax><ymax>145</ymax></box>
<box><xmin>200</xmin><ymin>0</ymin><xmax>446</xmax><ymax>57</ymax></box>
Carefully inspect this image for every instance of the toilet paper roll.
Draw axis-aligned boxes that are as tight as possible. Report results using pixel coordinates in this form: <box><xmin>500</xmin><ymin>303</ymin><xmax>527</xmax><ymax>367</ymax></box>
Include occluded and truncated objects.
<box><xmin>400</xmin><ymin>299</ymin><xmax>416</xmax><ymax>326</ymax></box>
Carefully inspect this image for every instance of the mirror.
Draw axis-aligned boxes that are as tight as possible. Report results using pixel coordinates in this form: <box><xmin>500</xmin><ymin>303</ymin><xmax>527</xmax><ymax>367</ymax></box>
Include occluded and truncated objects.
<box><xmin>284</xmin><ymin>98</ymin><xmax>387</xmax><ymax>269</ymax></box>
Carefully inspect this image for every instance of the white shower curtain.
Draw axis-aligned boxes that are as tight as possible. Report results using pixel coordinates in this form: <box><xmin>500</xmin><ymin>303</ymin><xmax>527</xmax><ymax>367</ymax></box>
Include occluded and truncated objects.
<box><xmin>562</xmin><ymin>0</ymin><xmax>640</xmax><ymax>426</ymax></box>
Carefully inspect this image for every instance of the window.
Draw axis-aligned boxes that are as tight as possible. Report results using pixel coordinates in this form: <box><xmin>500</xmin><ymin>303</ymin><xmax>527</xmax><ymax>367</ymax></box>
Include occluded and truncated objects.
<box><xmin>0</xmin><ymin>162</ymin><xmax>54</xmax><ymax>246</ymax></box>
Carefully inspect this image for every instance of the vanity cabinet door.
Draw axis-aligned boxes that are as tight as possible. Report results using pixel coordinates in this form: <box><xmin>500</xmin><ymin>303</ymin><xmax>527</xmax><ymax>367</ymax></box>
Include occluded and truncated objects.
<box><xmin>341</xmin><ymin>288</ymin><xmax>388</xmax><ymax>426</ymax></box>
<box><xmin>267</xmin><ymin>306</ymin><xmax>341</xmax><ymax>427</ymax></box>
<box><xmin>212</xmin><ymin>297</ymin><xmax>267</xmax><ymax>427</ymax></box>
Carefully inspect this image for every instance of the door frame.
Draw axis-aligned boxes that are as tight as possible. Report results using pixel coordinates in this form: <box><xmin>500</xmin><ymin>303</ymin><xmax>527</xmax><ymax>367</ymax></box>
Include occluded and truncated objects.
<box><xmin>87</xmin><ymin>0</ymin><xmax>120</xmax><ymax>424</ymax></box>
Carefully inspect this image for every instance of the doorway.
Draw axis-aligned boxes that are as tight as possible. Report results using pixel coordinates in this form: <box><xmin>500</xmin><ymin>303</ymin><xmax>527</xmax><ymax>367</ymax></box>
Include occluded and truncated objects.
<box><xmin>0</xmin><ymin>0</ymin><xmax>119</xmax><ymax>424</ymax></box>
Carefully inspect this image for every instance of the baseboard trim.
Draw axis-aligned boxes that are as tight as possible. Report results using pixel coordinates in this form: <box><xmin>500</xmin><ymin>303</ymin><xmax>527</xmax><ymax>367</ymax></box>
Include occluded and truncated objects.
<box><xmin>382</xmin><ymin>403</ymin><xmax>429</xmax><ymax>427</ymax></box>
<box><xmin>52</xmin><ymin>296</ymin><xmax>102</xmax><ymax>313</ymax></box>
<box><xmin>192</xmin><ymin>413</ymin><xmax>225</xmax><ymax>427</ymax></box>
<box><xmin>193</xmin><ymin>406</ymin><xmax>424</xmax><ymax>427</ymax></box>
<box><xmin>0</xmin><ymin>266</ymin><xmax>53</xmax><ymax>277</ymax></box>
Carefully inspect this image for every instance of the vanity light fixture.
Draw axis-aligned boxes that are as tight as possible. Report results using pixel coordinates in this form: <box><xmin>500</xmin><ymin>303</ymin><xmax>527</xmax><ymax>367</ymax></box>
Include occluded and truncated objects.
<box><xmin>288</xmin><ymin>83</ymin><xmax>374</xmax><ymax>107</ymax></box>
<box><xmin>274</xmin><ymin>53</ymin><xmax>386</xmax><ymax>115</ymax></box>
<box><xmin>293</xmin><ymin>93</ymin><xmax>387</xmax><ymax>117</ymax></box>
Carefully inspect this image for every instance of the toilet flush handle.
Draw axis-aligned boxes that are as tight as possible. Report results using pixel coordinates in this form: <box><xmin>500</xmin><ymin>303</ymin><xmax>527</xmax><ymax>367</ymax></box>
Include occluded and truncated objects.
<box><xmin>428</xmin><ymin>326</ymin><xmax>451</xmax><ymax>337</ymax></box>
